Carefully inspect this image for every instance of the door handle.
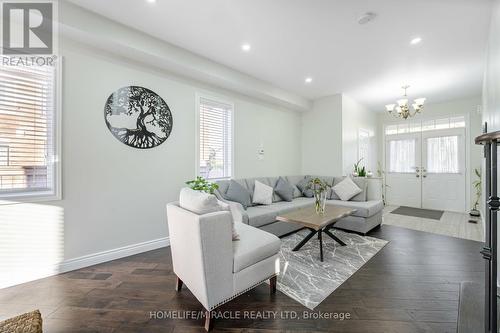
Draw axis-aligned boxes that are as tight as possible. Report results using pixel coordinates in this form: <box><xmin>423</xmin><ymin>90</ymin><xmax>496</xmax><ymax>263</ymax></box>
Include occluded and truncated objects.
<box><xmin>416</xmin><ymin>174</ymin><xmax>420</xmax><ymax>178</ymax></box>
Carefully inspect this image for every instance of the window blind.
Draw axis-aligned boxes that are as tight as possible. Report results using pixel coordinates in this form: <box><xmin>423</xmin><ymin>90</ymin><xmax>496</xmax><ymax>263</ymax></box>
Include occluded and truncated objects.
<box><xmin>198</xmin><ymin>97</ymin><xmax>233</xmax><ymax>180</ymax></box>
<box><xmin>0</xmin><ymin>64</ymin><xmax>57</xmax><ymax>196</ymax></box>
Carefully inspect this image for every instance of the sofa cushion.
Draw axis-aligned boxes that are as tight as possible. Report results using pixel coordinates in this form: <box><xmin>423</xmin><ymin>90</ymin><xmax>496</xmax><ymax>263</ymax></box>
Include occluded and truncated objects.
<box><xmin>332</xmin><ymin>177</ymin><xmax>368</xmax><ymax>201</ymax></box>
<box><xmin>179</xmin><ymin>187</ymin><xmax>240</xmax><ymax>240</ymax></box>
<box><xmin>333</xmin><ymin>177</ymin><xmax>362</xmax><ymax>201</ymax></box>
<box><xmin>179</xmin><ymin>187</ymin><xmax>225</xmax><ymax>215</ymax></box>
<box><xmin>327</xmin><ymin>199</ymin><xmax>384</xmax><ymax>218</ymax></box>
<box><xmin>274</xmin><ymin>177</ymin><xmax>294</xmax><ymax>202</ymax></box>
<box><xmin>246</xmin><ymin>197</ymin><xmax>315</xmax><ymax>227</ymax></box>
<box><xmin>351</xmin><ymin>178</ymin><xmax>368</xmax><ymax>201</ymax></box>
<box><xmin>233</xmin><ymin>223</ymin><xmax>281</xmax><ymax>273</ymax></box>
<box><xmin>252</xmin><ymin>180</ymin><xmax>274</xmax><ymax>205</ymax></box>
<box><xmin>225</xmin><ymin>180</ymin><xmax>252</xmax><ymax>209</ymax></box>
<box><xmin>285</xmin><ymin>175</ymin><xmax>306</xmax><ymax>198</ymax></box>
<box><xmin>296</xmin><ymin>176</ymin><xmax>314</xmax><ymax>197</ymax></box>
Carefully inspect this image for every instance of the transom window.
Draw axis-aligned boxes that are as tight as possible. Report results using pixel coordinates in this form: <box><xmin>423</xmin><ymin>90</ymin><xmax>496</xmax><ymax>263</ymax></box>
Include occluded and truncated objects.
<box><xmin>385</xmin><ymin>116</ymin><xmax>465</xmax><ymax>135</ymax></box>
<box><xmin>197</xmin><ymin>96</ymin><xmax>233</xmax><ymax>180</ymax></box>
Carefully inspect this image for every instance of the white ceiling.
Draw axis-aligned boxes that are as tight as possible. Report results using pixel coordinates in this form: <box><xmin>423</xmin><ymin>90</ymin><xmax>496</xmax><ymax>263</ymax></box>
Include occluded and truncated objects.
<box><xmin>67</xmin><ymin>0</ymin><xmax>492</xmax><ymax>111</ymax></box>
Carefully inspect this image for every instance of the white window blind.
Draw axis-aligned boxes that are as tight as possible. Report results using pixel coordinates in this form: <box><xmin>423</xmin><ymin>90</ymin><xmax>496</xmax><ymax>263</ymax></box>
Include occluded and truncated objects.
<box><xmin>198</xmin><ymin>97</ymin><xmax>233</xmax><ymax>179</ymax></box>
<box><xmin>388</xmin><ymin>139</ymin><xmax>416</xmax><ymax>173</ymax></box>
<box><xmin>0</xmin><ymin>64</ymin><xmax>57</xmax><ymax>197</ymax></box>
<box><xmin>426</xmin><ymin>136</ymin><xmax>459</xmax><ymax>173</ymax></box>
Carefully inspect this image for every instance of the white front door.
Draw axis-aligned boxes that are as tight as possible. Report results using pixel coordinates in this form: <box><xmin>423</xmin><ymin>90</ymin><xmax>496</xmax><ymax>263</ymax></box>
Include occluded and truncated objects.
<box><xmin>421</xmin><ymin>128</ymin><xmax>466</xmax><ymax>212</ymax></box>
<box><xmin>385</xmin><ymin>133</ymin><xmax>422</xmax><ymax>208</ymax></box>
<box><xmin>385</xmin><ymin>127</ymin><xmax>467</xmax><ymax>212</ymax></box>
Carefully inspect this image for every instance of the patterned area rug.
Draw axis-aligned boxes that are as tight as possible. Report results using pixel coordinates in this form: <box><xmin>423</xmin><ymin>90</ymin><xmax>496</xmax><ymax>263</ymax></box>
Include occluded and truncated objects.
<box><xmin>276</xmin><ymin>229</ymin><xmax>388</xmax><ymax>310</ymax></box>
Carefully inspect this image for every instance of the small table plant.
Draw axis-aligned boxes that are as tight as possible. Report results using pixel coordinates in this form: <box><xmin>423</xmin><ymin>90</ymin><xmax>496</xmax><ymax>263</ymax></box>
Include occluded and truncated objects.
<box><xmin>307</xmin><ymin>178</ymin><xmax>330</xmax><ymax>214</ymax></box>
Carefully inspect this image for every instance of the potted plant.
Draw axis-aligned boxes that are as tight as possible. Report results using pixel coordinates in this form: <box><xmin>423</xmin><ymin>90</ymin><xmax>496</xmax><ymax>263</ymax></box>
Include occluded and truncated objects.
<box><xmin>307</xmin><ymin>178</ymin><xmax>330</xmax><ymax>214</ymax></box>
<box><xmin>185</xmin><ymin>176</ymin><xmax>219</xmax><ymax>194</ymax></box>
<box><xmin>470</xmin><ymin>168</ymin><xmax>482</xmax><ymax>217</ymax></box>
<box><xmin>353</xmin><ymin>158</ymin><xmax>367</xmax><ymax>177</ymax></box>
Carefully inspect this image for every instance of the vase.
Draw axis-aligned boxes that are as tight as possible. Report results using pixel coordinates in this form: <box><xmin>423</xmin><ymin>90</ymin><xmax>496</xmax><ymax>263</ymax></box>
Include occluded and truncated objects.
<box><xmin>315</xmin><ymin>191</ymin><xmax>327</xmax><ymax>214</ymax></box>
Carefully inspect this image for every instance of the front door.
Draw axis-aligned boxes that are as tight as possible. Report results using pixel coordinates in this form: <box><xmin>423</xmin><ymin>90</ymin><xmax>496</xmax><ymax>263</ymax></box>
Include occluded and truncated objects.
<box><xmin>385</xmin><ymin>127</ymin><xmax>466</xmax><ymax>212</ymax></box>
<box><xmin>421</xmin><ymin>128</ymin><xmax>466</xmax><ymax>212</ymax></box>
<box><xmin>385</xmin><ymin>133</ymin><xmax>422</xmax><ymax>208</ymax></box>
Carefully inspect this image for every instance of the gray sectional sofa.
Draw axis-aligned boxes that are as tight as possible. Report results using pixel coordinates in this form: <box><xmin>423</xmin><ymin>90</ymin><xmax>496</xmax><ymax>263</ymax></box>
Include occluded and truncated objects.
<box><xmin>215</xmin><ymin>175</ymin><xmax>384</xmax><ymax>237</ymax></box>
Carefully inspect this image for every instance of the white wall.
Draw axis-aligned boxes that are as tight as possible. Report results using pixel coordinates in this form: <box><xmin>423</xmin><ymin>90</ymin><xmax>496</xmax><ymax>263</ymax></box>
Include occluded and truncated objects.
<box><xmin>342</xmin><ymin>95</ymin><xmax>378</xmax><ymax>176</ymax></box>
<box><xmin>377</xmin><ymin>97</ymin><xmax>483</xmax><ymax>211</ymax></box>
<box><xmin>0</xmin><ymin>31</ymin><xmax>302</xmax><ymax>288</ymax></box>
<box><xmin>301</xmin><ymin>95</ymin><xmax>343</xmax><ymax>176</ymax></box>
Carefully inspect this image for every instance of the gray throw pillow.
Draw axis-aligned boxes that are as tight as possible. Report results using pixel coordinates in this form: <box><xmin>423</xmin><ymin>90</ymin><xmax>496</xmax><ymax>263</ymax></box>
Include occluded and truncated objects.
<box><xmin>296</xmin><ymin>177</ymin><xmax>314</xmax><ymax>198</ymax></box>
<box><xmin>274</xmin><ymin>177</ymin><xmax>294</xmax><ymax>202</ymax></box>
<box><xmin>225</xmin><ymin>180</ymin><xmax>252</xmax><ymax>209</ymax></box>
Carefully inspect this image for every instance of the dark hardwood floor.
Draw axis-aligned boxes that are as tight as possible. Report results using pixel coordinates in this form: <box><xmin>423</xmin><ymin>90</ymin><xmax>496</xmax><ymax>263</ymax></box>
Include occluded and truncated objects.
<box><xmin>0</xmin><ymin>225</ymin><xmax>484</xmax><ymax>333</ymax></box>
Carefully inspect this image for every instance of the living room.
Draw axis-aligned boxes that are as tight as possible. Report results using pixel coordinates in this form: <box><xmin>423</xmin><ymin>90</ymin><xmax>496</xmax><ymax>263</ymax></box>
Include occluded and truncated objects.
<box><xmin>0</xmin><ymin>0</ymin><xmax>498</xmax><ymax>332</ymax></box>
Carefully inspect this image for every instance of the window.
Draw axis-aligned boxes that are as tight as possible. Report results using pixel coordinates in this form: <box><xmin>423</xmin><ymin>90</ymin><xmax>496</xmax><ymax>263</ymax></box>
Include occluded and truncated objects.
<box><xmin>426</xmin><ymin>136</ymin><xmax>459</xmax><ymax>173</ymax></box>
<box><xmin>0</xmin><ymin>63</ymin><xmax>59</xmax><ymax>199</ymax></box>
<box><xmin>358</xmin><ymin>129</ymin><xmax>371</xmax><ymax>167</ymax></box>
<box><xmin>388</xmin><ymin>139</ymin><xmax>416</xmax><ymax>173</ymax></box>
<box><xmin>197</xmin><ymin>96</ymin><xmax>233</xmax><ymax>179</ymax></box>
<box><xmin>385</xmin><ymin>116</ymin><xmax>466</xmax><ymax>135</ymax></box>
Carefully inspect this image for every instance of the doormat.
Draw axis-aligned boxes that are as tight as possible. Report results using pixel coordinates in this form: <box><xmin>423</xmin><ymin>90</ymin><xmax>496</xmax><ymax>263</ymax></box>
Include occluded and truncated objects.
<box><xmin>390</xmin><ymin>206</ymin><xmax>444</xmax><ymax>220</ymax></box>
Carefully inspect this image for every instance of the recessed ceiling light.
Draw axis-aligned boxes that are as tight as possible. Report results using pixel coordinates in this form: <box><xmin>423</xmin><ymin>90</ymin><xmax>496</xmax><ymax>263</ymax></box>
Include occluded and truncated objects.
<box><xmin>410</xmin><ymin>37</ymin><xmax>422</xmax><ymax>45</ymax></box>
<box><xmin>146</xmin><ymin>0</ymin><xmax>156</xmax><ymax>3</ymax></box>
<box><xmin>305</xmin><ymin>77</ymin><xmax>313</xmax><ymax>84</ymax></box>
<box><xmin>358</xmin><ymin>12</ymin><xmax>376</xmax><ymax>25</ymax></box>
<box><xmin>241</xmin><ymin>43</ymin><xmax>251</xmax><ymax>52</ymax></box>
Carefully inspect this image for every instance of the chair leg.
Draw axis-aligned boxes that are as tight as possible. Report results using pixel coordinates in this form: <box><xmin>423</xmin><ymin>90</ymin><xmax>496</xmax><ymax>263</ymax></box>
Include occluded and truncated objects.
<box><xmin>175</xmin><ymin>276</ymin><xmax>183</xmax><ymax>292</ymax></box>
<box><xmin>204</xmin><ymin>310</ymin><xmax>214</xmax><ymax>331</ymax></box>
<box><xmin>270</xmin><ymin>275</ymin><xmax>277</xmax><ymax>295</ymax></box>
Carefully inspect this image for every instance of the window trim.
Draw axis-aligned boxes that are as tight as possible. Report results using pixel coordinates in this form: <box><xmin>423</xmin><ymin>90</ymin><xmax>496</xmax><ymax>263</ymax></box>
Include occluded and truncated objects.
<box><xmin>0</xmin><ymin>58</ymin><xmax>62</xmax><ymax>204</ymax></box>
<box><xmin>195</xmin><ymin>92</ymin><xmax>235</xmax><ymax>181</ymax></box>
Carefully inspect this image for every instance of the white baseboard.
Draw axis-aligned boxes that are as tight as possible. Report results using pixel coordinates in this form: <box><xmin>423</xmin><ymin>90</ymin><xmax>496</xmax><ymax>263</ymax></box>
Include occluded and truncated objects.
<box><xmin>59</xmin><ymin>237</ymin><xmax>170</xmax><ymax>273</ymax></box>
<box><xmin>1</xmin><ymin>237</ymin><xmax>169</xmax><ymax>289</ymax></box>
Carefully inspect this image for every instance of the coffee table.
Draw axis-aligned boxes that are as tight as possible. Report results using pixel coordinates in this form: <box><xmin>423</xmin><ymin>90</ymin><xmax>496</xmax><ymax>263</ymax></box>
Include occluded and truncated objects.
<box><xmin>276</xmin><ymin>205</ymin><xmax>356</xmax><ymax>261</ymax></box>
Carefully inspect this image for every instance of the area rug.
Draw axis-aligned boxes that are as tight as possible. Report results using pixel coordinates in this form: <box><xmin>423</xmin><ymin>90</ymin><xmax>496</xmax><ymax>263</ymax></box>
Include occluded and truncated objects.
<box><xmin>390</xmin><ymin>206</ymin><xmax>444</xmax><ymax>220</ymax></box>
<box><xmin>275</xmin><ymin>229</ymin><xmax>388</xmax><ymax>310</ymax></box>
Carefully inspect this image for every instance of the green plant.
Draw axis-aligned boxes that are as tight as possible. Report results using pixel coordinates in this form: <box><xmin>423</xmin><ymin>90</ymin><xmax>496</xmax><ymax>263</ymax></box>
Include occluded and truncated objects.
<box><xmin>354</xmin><ymin>158</ymin><xmax>366</xmax><ymax>177</ymax></box>
<box><xmin>306</xmin><ymin>178</ymin><xmax>330</xmax><ymax>214</ymax></box>
<box><xmin>472</xmin><ymin>168</ymin><xmax>482</xmax><ymax>211</ymax></box>
<box><xmin>377</xmin><ymin>161</ymin><xmax>390</xmax><ymax>206</ymax></box>
<box><xmin>186</xmin><ymin>176</ymin><xmax>219</xmax><ymax>194</ymax></box>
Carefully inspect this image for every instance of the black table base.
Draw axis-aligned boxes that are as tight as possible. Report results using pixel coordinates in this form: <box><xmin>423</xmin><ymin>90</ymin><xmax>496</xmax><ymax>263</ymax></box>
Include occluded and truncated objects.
<box><xmin>292</xmin><ymin>227</ymin><xmax>346</xmax><ymax>261</ymax></box>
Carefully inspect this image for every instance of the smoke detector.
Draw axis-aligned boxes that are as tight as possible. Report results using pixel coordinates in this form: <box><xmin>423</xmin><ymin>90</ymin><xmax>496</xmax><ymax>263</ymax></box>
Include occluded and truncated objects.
<box><xmin>358</xmin><ymin>12</ymin><xmax>376</xmax><ymax>25</ymax></box>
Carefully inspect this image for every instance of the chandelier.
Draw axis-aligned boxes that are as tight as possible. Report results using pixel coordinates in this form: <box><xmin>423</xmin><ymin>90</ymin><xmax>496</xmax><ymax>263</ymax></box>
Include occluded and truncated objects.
<box><xmin>385</xmin><ymin>85</ymin><xmax>426</xmax><ymax>119</ymax></box>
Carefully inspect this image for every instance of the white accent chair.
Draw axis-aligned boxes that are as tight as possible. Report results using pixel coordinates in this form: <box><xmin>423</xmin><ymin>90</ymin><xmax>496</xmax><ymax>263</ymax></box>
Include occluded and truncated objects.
<box><xmin>167</xmin><ymin>202</ymin><xmax>281</xmax><ymax>331</ymax></box>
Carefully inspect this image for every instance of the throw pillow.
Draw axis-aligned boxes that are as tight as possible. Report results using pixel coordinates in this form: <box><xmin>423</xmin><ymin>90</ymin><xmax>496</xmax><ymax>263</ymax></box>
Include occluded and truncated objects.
<box><xmin>218</xmin><ymin>201</ymin><xmax>240</xmax><ymax>240</ymax></box>
<box><xmin>179</xmin><ymin>188</ymin><xmax>240</xmax><ymax>241</ymax></box>
<box><xmin>274</xmin><ymin>177</ymin><xmax>295</xmax><ymax>201</ymax></box>
<box><xmin>225</xmin><ymin>180</ymin><xmax>252</xmax><ymax>209</ymax></box>
<box><xmin>296</xmin><ymin>176</ymin><xmax>314</xmax><ymax>197</ymax></box>
<box><xmin>179</xmin><ymin>187</ymin><xmax>226</xmax><ymax>215</ymax></box>
<box><xmin>252</xmin><ymin>180</ymin><xmax>273</xmax><ymax>205</ymax></box>
<box><xmin>332</xmin><ymin>177</ymin><xmax>362</xmax><ymax>201</ymax></box>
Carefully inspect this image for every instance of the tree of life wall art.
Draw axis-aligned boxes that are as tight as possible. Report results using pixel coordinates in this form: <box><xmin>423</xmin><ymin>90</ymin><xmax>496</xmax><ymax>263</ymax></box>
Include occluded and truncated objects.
<box><xmin>104</xmin><ymin>86</ymin><xmax>173</xmax><ymax>149</ymax></box>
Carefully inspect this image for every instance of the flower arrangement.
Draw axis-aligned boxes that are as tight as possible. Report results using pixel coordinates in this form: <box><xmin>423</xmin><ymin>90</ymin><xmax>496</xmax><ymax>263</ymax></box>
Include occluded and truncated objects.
<box><xmin>306</xmin><ymin>177</ymin><xmax>330</xmax><ymax>214</ymax></box>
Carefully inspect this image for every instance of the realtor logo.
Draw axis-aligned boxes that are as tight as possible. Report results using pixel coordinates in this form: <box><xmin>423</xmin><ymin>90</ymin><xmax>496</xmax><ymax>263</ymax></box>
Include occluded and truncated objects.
<box><xmin>2</xmin><ymin>2</ymin><xmax>53</xmax><ymax>54</ymax></box>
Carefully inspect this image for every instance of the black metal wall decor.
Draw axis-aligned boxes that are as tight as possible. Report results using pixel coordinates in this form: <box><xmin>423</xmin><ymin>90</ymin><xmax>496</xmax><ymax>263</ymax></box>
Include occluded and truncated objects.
<box><xmin>475</xmin><ymin>123</ymin><xmax>498</xmax><ymax>333</ymax></box>
<box><xmin>104</xmin><ymin>86</ymin><xmax>173</xmax><ymax>149</ymax></box>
